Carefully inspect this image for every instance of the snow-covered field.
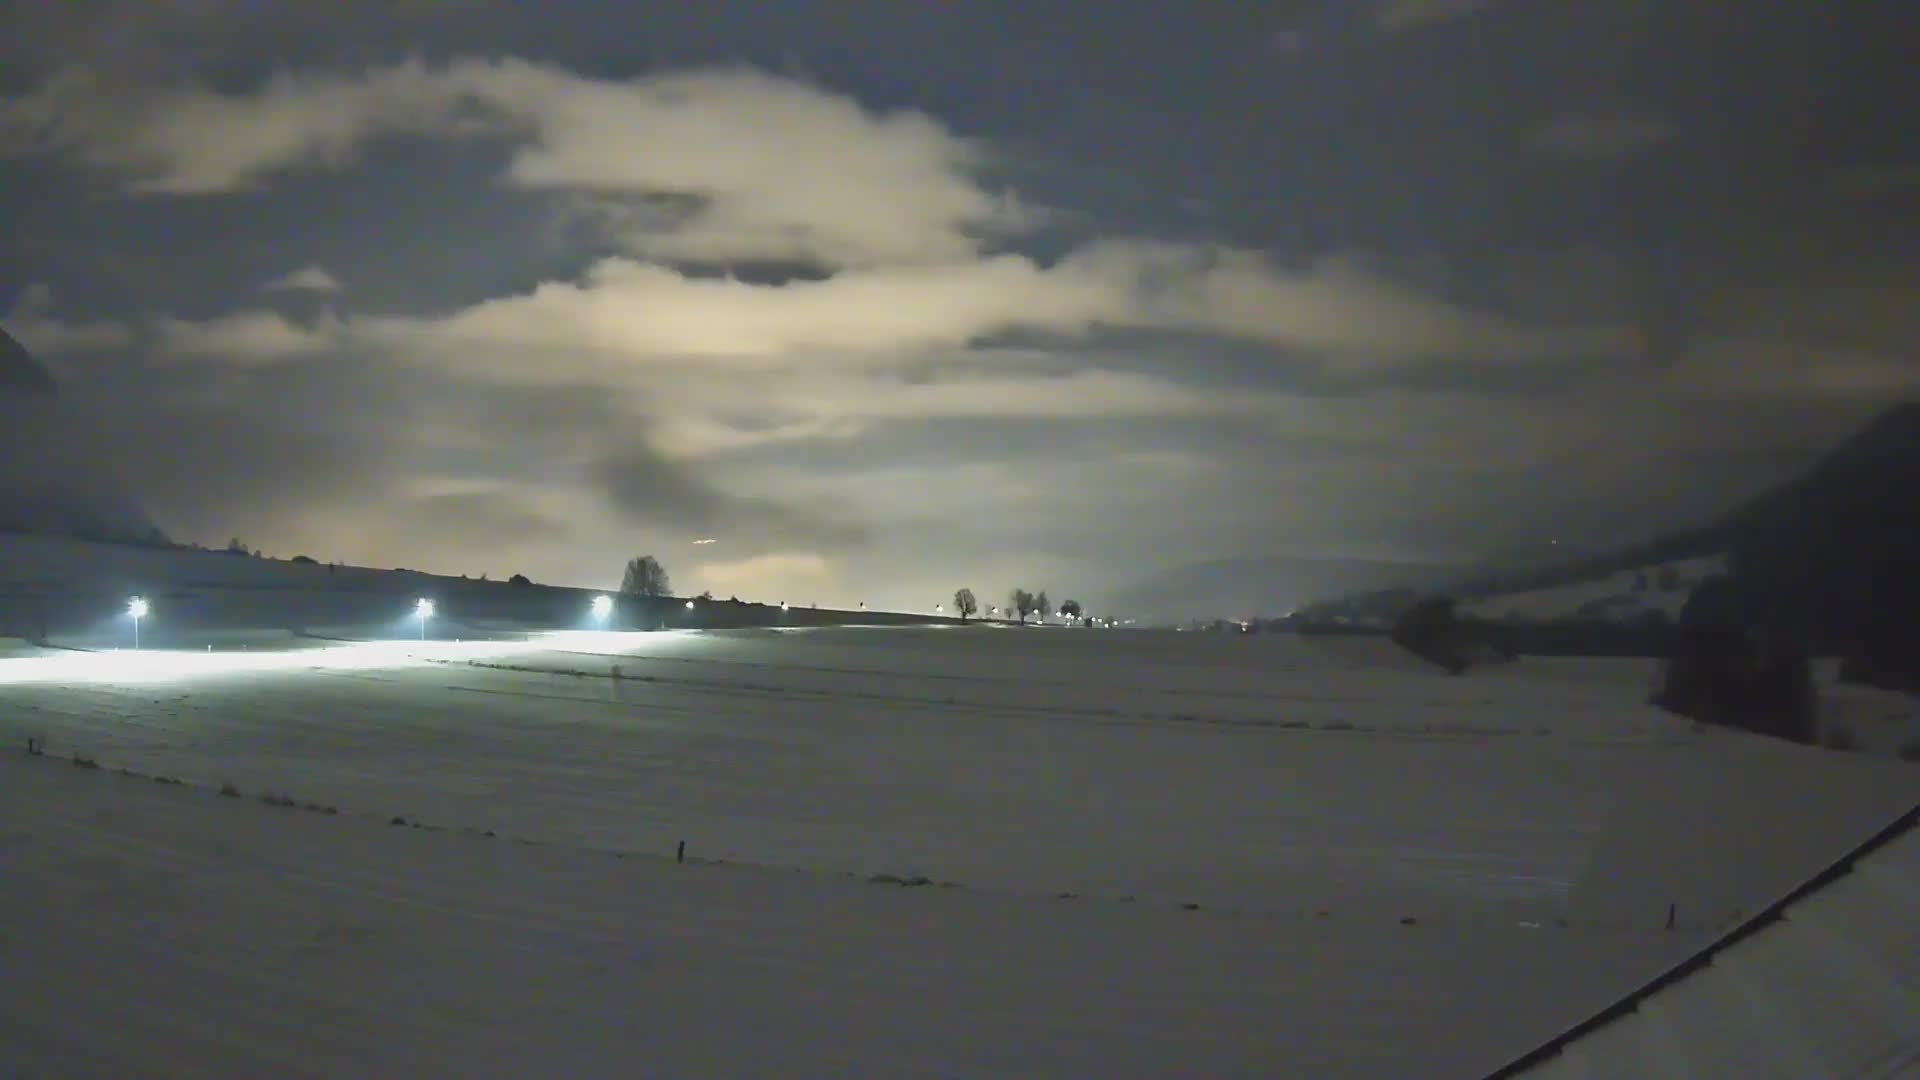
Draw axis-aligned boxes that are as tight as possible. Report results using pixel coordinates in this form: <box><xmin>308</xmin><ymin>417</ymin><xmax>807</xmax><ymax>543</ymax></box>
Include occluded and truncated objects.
<box><xmin>4</xmin><ymin>625</ymin><xmax>1917</xmax><ymax>1077</ymax></box>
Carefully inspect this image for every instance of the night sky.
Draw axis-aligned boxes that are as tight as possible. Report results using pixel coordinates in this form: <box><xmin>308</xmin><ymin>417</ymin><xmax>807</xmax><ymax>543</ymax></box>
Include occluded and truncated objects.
<box><xmin>3</xmin><ymin>1</ymin><xmax>1916</xmax><ymax>612</ymax></box>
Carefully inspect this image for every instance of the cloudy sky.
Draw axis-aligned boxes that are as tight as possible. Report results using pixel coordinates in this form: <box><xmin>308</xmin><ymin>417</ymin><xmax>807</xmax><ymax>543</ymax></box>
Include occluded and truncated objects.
<box><xmin>2</xmin><ymin>1</ymin><xmax>1916</xmax><ymax>613</ymax></box>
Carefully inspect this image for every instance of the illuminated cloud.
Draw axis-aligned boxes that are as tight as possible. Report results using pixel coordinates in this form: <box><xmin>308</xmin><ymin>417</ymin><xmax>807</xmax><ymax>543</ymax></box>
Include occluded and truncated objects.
<box><xmin>2</xmin><ymin>285</ymin><xmax>134</xmax><ymax>356</ymax></box>
<box><xmin>2</xmin><ymin>15</ymin><xmax>1910</xmax><ymax>613</ymax></box>
<box><xmin>1</xmin><ymin>59</ymin><xmax>1030</xmax><ymax>268</ymax></box>
<box><xmin>263</xmin><ymin>264</ymin><xmax>344</xmax><ymax>293</ymax></box>
<box><xmin>156</xmin><ymin>311</ymin><xmax>339</xmax><ymax>365</ymax></box>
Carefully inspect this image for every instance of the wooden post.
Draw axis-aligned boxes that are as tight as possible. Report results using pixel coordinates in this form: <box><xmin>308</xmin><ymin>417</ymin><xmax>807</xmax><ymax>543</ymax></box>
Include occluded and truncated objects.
<box><xmin>676</xmin><ymin>840</ymin><xmax>685</xmax><ymax>864</ymax></box>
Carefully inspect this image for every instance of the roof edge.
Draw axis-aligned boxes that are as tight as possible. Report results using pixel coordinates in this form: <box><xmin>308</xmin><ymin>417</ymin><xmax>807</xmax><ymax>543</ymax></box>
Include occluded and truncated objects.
<box><xmin>1485</xmin><ymin>799</ymin><xmax>1920</xmax><ymax>1078</ymax></box>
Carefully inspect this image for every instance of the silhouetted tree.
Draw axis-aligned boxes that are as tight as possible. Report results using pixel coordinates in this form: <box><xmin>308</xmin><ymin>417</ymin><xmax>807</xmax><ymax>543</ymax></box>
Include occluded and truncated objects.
<box><xmin>1060</xmin><ymin>599</ymin><xmax>1083</xmax><ymax>622</ymax></box>
<box><xmin>508</xmin><ymin>573</ymin><xmax>532</xmax><ymax>587</ymax></box>
<box><xmin>621</xmin><ymin>555</ymin><xmax>672</xmax><ymax>597</ymax></box>
<box><xmin>1391</xmin><ymin>595</ymin><xmax>1471</xmax><ymax>674</ymax></box>
<box><xmin>1035</xmin><ymin>591</ymin><xmax>1051</xmax><ymax>620</ymax></box>
<box><xmin>1652</xmin><ymin>579</ymin><xmax>1818</xmax><ymax>744</ymax></box>
<box><xmin>953</xmin><ymin>588</ymin><xmax>978</xmax><ymax>622</ymax></box>
<box><xmin>1838</xmin><ymin>641</ymin><xmax>1920</xmax><ymax>693</ymax></box>
<box><xmin>1010</xmin><ymin>588</ymin><xmax>1035</xmax><ymax>625</ymax></box>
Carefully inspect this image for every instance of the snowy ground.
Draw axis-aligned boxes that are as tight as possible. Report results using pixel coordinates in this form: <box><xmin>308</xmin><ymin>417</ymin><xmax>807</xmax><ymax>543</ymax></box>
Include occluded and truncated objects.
<box><xmin>4</xmin><ymin>626</ymin><xmax>1916</xmax><ymax>1076</ymax></box>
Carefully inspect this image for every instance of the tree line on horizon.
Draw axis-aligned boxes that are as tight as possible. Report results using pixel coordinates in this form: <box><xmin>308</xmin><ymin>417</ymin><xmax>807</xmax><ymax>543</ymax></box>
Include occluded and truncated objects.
<box><xmin>951</xmin><ymin>586</ymin><xmax>1086</xmax><ymax>625</ymax></box>
<box><xmin>620</xmin><ymin>553</ymin><xmax>1100</xmax><ymax>625</ymax></box>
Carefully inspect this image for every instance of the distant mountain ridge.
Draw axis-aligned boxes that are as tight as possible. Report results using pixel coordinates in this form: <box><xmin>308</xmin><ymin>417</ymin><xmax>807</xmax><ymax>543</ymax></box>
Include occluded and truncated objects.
<box><xmin>1</xmin><ymin>322</ymin><xmax>164</xmax><ymax>545</ymax></box>
<box><xmin>1720</xmin><ymin>400</ymin><xmax>1920</xmax><ymax>642</ymax></box>
<box><xmin>0</xmin><ymin>325</ymin><xmax>57</xmax><ymax>394</ymax></box>
<box><xmin>1304</xmin><ymin>401</ymin><xmax>1920</xmax><ymax>645</ymax></box>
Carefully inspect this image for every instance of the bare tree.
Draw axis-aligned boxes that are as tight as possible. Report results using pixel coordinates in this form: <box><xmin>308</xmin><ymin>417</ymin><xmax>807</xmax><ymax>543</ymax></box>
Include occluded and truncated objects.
<box><xmin>953</xmin><ymin>588</ymin><xmax>978</xmax><ymax>622</ymax></box>
<box><xmin>1010</xmin><ymin>588</ymin><xmax>1035</xmax><ymax>625</ymax></box>
<box><xmin>621</xmin><ymin>555</ymin><xmax>672</xmax><ymax>597</ymax></box>
<box><xmin>1035</xmin><ymin>591</ymin><xmax>1051</xmax><ymax>621</ymax></box>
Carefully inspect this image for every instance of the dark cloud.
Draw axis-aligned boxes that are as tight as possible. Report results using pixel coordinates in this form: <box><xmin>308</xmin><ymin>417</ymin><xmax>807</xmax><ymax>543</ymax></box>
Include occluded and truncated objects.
<box><xmin>54</xmin><ymin>365</ymin><xmax>405</xmax><ymax>543</ymax></box>
<box><xmin>1535</xmin><ymin>103</ymin><xmax>1675</xmax><ymax>161</ymax></box>
<box><xmin>0</xmin><ymin>1</ymin><xmax>483</xmax><ymax>84</ymax></box>
<box><xmin>587</xmin><ymin>443</ymin><xmax>869</xmax><ymax>555</ymax></box>
<box><xmin>3</xmin><ymin>4</ymin><xmax>1918</xmax><ymax>609</ymax></box>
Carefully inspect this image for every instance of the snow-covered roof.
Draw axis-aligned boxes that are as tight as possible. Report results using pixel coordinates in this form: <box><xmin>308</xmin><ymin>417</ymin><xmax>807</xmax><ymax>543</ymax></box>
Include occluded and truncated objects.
<box><xmin>1495</xmin><ymin>803</ymin><xmax>1920</xmax><ymax>1079</ymax></box>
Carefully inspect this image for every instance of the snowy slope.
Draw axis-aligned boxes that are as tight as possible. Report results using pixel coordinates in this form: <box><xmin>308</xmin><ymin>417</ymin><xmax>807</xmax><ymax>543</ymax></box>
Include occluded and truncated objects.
<box><xmin>0</xmin><ymin>750</ymin><xmax>1693</xmax><ymax>1079</ymax></box>
<box><xmin>0</xmin><ymin>532</ymin><xmax>950</xmax><ymax>642</ymax></box>
<box><xmin>1463</xmin><ymin>555</ymin><xmax>1728</xmax><ymax>624</ymax></box>
<box><xmin>3</xmin><ymin>626</ymin><xmax>1915</xmax><ymax>1075</ymax></box>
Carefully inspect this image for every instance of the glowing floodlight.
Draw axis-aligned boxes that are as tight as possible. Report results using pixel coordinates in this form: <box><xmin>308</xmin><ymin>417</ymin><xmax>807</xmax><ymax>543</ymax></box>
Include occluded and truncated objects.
<box><xmin>414</xmin><ymin>597</ymin><xmax>434</xmax><ymax>639</ymax></box>
<box><xmin>685</xmin><ymin>599</ymin><xmax>696</xmax><ymax>610</ymax></box>
<box><xmin>590</xmin><ymin>594</ymin><xmax>613</xmax><ymax>618</ymax></box>
<box><xmin>127</xmin><ymin>596</ymin><xmax>149</xmax><ymax>649</ymax></box>
<box><xmin>780</xmin><ymin>601</ymin><xmax>788</xmax><ymax>611</ymax></box>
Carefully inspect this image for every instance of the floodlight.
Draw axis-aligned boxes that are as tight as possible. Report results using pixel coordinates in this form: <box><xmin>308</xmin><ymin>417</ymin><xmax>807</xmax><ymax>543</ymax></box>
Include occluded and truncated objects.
<box><xmin>127</xmin><ymin>596</ymin><xmax>149</xmax><ymax>649</ymax></box>
<box><xmin>415</xmin><ymin>598</ymin><xmax>435</xmax><ymax>618</ymax></box>
<box><xmin>685</xmin><ymin>599</ymin><xmax>696</xmax><ymax>610</ymax></box>
<box><xmin>591</xmin><ymin>595</ymin><xmax>613</xmax><ymax>617</ymax></box>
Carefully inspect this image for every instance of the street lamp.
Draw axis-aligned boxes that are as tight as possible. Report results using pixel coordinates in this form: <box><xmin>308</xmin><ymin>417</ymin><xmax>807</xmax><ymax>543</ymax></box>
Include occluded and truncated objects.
<box><xmin>415</xmin><ymin>597</ymin><xmax>434</xmax><ymax>640</ymax></box>
<box><xmin>127</xmin><ymin>596</ymin><xmax>148</xmax><ymax>649</ymax></box>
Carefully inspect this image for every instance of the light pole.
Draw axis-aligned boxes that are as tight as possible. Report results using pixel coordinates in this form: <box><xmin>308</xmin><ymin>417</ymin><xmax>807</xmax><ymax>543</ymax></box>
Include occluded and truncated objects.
<box><xmin>415</xmin><ymin>598</ymin><xmax>434</xmax><ymax>640</ymax></box>
<box><xmin>128</xmin><ymin>596</ymin><xmax>148</xmax><ymax>650</ymax></box>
